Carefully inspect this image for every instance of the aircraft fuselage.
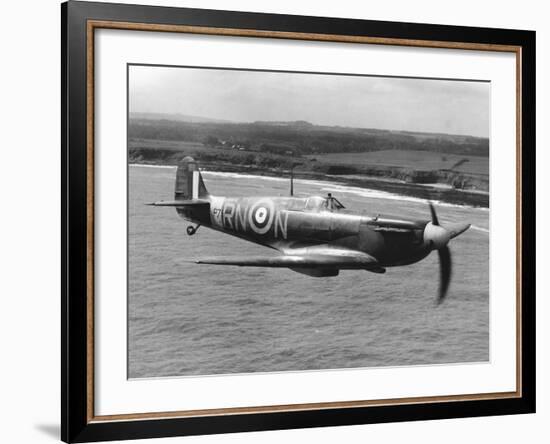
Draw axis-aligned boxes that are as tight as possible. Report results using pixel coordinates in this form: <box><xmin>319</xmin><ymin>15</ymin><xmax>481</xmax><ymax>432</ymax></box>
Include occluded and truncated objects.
<box><xmin>177</xmin><ymin>195</ymin><xmax>432</xmax><ymax>268</ymax></box>
<box><xmin>151</xmin><ymin>156</ymin><xmax>470</xmax><ymax>299</ymax></box>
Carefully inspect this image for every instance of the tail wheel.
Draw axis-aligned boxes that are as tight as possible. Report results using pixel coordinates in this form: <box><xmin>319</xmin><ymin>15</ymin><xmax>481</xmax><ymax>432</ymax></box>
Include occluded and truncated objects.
<box><xmin>186</xmin><ymin>225</ymin><xmax>200</xmax><ymax>236</ymax></box>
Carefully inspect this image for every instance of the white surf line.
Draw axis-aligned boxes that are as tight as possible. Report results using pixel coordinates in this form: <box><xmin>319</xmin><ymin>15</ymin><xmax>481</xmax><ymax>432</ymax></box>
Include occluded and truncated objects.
<box><xmin>202</xmin><ymin>172</ymin><xmax>488</xmax><ymax>210</ymax></box>
<box><xmin>315</xmin><ymin>183</ymin><xmax>489</xmax><ymax>211</ymax></box>
<box><xmin>130</xmin><ymin>163</ymin><xmax>175</xmax><ymax>169</ymax></box>
<box><xmin>130</xmin><ymin>164</ymin><xmax>488</xmax><ymax>211</ymax></box>
<box><xmin>470</xmin><ymin>225</ymin><xmax>490</xmax><ymax>234</ymax></box>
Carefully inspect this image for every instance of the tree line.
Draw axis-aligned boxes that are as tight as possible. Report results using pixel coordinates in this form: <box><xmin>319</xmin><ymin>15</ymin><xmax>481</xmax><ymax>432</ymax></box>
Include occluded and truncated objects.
<box><xmin>129</xmin><ymin>119</ymin><xmax>489</xmax><ymax>157</ymax></box>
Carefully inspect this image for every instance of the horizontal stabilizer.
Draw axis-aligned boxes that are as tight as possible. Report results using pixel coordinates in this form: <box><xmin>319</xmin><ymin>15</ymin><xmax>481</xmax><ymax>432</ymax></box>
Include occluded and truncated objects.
<box><xmin>196</xmin><ymin>250</ymin><xmax>383</xmax><ymax>272</ymax></box>
<box><xmin>147</xmin><ymin>199</ymin><xmax>210</xmax><ymax>208</ymax></box>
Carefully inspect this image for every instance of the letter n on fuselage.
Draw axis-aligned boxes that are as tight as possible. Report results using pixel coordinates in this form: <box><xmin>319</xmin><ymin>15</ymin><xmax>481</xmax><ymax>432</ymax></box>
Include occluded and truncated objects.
<box><xmin>274</xmin><ymin>210</ymin><xmax>288</xmax><ymax>240</ymax></box>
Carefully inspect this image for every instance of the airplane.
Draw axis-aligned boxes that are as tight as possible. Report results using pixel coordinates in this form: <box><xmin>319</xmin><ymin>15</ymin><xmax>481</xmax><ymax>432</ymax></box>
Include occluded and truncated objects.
<box><xmin>149</xmin><ymin>156</ymin><xmax>471</xmax><ymax>303</ymax></box>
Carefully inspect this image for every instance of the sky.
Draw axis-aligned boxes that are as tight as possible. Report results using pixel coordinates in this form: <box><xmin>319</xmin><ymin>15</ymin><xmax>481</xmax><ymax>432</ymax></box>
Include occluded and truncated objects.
<box><xmin>129</xmin><ymin>65</ymin><xmax>490</xmax><ymax>138</ymax></box>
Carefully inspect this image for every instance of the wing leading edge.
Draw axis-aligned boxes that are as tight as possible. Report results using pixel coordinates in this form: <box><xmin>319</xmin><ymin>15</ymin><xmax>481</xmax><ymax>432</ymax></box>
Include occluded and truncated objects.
<box><xmin>195</xmin><ymin>248</ymin><xmax>385</xmax><ymax>273</ymax></box>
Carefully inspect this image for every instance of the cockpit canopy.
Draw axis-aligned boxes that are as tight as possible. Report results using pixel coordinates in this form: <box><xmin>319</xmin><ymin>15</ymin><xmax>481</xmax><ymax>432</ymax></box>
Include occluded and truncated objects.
<box><xmin>305</xmin><ymin>195</ymin><xmax>327</xmax><ymax>211</ymax></box>
<box><xmin>304</xmin><ymin>194</ymin><xmax>345</xmax><ymax>212</ymax></box>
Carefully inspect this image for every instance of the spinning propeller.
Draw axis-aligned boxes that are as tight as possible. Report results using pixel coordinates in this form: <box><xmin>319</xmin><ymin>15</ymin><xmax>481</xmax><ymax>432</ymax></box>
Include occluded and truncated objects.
<box><xmin>423</xmin><ymin>203</ymin><xmax>470</xmax><ymax>304</ymax></box>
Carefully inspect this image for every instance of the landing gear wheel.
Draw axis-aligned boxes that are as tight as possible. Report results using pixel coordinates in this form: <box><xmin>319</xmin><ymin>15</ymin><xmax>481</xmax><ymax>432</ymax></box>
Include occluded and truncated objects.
<box><xmin>186</xmin><ymin>225</ymin><xmax>200</xmax><ymax>236</ymax></box>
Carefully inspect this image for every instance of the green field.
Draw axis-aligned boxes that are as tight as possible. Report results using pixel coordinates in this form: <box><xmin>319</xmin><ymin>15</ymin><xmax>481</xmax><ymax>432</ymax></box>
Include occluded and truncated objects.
<box><xmin>129</xmin><ymin>140</ymin><xmax>488</xmax><ymax>177</ymax></box>
<box><xmin>307</xmin><ymin>149</ymin><xmax>488</xmax><ymax>177</ymax></box>
<box><xmin>128</xmin><ymin>138</ymin><xmax>295</xmax><ymax>169</ymax></box>
<box><xmin>127</xmin><ymin>116</ymin><xmax>490</xmax><ymax>203</ymax></box>
<box><xmin>129</xmin><ymin>139</ymin><xmax>207</xmax><ymax>152</ymax></box>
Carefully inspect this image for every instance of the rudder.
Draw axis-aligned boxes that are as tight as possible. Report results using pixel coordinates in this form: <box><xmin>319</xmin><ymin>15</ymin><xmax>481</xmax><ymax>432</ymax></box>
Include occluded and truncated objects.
<box><xmin>175</xmin><ymin>157</ymin><xmax>209</xmax><ymax>200</ymax></box>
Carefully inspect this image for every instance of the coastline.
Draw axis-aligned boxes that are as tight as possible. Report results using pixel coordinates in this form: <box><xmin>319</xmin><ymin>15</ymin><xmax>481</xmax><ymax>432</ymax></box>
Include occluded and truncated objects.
<box><xmin>130</xmin><ymin>160</ymin><xmax>489</xmax><ymax>208</ymax></box>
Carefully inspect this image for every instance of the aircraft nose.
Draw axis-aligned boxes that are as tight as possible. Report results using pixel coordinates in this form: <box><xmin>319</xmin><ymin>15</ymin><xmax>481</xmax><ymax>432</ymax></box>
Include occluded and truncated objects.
<box><xmin>424</xmin><ymin>222</ymin><xmax>451</xmax><ymax>250</ymax></box>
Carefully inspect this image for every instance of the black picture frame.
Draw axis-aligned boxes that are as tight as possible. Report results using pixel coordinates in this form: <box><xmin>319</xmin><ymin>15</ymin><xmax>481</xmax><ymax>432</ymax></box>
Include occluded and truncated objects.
<box><xmin>61</xmin><ymin>1</ymin><xmax>536</xmax><ymax>442</ymax></box>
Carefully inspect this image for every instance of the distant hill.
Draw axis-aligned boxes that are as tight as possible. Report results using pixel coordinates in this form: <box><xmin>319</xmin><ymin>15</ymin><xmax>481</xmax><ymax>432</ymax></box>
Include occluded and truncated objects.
<box><xmin>128</xmin><ymin>116</ymin><xmax>489</xmax><ymax>158</ymax></box>
<box><xmin>130</xmin><ymin>112</ymin><xmax>234</xmax><ymax>124</ymax></box>
<box><xmin>252</xmin><ymin>120</ymin><xmax>314</xmax><ymax>128</ymax></box>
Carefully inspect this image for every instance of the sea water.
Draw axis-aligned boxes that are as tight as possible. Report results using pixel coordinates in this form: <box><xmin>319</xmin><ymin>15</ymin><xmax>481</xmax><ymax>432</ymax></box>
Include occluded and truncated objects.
<box><xmin>128</xmin><ymin>165</ymin><xmax>489</xmax><ymax>378</ymax></box>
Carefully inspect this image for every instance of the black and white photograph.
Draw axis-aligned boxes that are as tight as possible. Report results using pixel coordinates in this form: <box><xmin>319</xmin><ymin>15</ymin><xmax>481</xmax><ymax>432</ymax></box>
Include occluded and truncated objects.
<box><xmin>128</xmin><ymin>65</ymin><xmax>490</xmax><ymax>379</ymax></box>
<box><xmin>1</xmin><ymin>0</ymin><xmax>543</xmax><ymax>441</ymax></box>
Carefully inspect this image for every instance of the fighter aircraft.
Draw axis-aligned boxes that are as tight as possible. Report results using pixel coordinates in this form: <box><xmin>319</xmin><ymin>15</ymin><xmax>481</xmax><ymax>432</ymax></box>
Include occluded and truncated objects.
<box><xmin>149</xmin><ymin>157</ymin><xmax>471</xmax><ymax>303</ymax></box>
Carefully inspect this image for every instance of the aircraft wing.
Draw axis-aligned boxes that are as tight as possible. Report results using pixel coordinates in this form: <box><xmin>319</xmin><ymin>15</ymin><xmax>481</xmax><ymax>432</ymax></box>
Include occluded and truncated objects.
<box><xmin>195</xmin><ymin>248</ymin><xmax>384</xmax><ymax>272</ymax></box>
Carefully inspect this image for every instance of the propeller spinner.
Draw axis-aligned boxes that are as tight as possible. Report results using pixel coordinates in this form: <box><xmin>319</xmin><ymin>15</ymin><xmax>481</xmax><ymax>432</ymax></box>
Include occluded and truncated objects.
<box><xmin>423</xmin><ymin>202</ymin><xmax>470</xmax><ymax>304</ymax></box>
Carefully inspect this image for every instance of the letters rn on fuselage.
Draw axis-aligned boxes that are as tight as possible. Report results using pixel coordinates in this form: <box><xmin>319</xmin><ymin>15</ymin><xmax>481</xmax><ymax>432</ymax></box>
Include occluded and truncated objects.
<box><xmin>206</xmin><ymin>196</ymin><xmax>360</xmax><ymax>244</ymax></box>
<box><xmin>210</xmin><ymin>196</ymin><xmax>290</xmax><ymax>240</ymax></box>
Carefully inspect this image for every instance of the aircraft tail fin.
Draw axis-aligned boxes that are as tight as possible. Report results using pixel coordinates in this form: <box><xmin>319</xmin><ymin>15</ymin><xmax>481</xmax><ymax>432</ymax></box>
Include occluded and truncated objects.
<box><xmin>175</xmin><ymin>157</ymin><xmax>209</xmax><ymax>201</ymax></box>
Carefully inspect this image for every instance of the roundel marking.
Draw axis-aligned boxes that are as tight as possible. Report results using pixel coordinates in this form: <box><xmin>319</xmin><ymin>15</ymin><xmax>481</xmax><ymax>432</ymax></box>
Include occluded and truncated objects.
<box><xmin>248</xmin><ymin>200</ymin><xmax>274</xmax><ymax>235</ymax></box>
<box><xmin>255</xmin><ymin>207</ymin><xmax>268</xmax><ymax>224</ymax></box>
